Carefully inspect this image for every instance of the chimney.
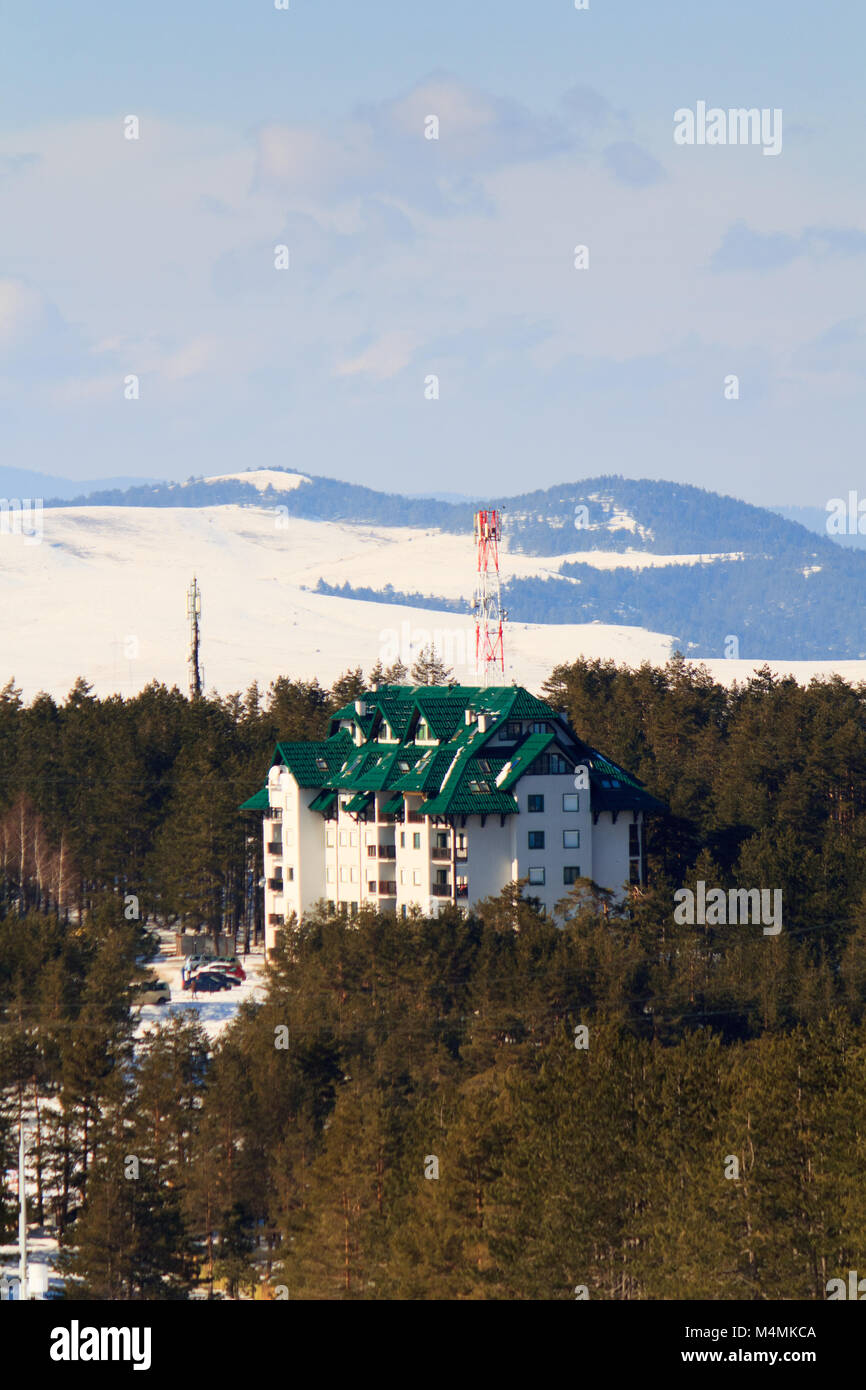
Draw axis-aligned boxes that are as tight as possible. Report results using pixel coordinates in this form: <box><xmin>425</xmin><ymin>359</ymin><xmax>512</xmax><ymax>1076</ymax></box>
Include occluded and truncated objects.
<box><xmin>478</xmin><ymin>713</ymin><xmax>489</xmax><ymax>733</ymax></box>
<box><xmin>354</xmin><ymin>699</ymin><xmax>367</xmax><ymax>717</ymax></box>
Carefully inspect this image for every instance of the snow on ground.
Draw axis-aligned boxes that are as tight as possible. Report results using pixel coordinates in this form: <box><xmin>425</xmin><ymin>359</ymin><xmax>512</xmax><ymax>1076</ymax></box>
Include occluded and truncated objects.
<box><xmin>0</xmin><ymin>503</ymin><xmax>863</xmax><ymax>700</ymax></box>
<box><xmin>134</xmin><ymin>929</ymin><xmax>267</xmax><ymax>1044</ymax></box>
<box><xmin>192</xmin><ymin>470</ymin><xmax>311</xmax><ymax>494</ymax></box>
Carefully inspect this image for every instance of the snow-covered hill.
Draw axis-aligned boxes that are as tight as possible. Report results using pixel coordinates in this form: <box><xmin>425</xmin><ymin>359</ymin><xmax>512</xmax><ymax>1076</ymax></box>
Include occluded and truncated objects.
<box><xmin>1</xmin><ymin>500</ymin><xmax>863</xmax><ymax>701</ymax></box>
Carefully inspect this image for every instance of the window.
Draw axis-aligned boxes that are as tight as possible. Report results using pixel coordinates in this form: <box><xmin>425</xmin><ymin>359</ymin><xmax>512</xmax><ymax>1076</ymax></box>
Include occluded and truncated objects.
<box><xmin>286</xmin><ymin>866</ymin><xmax>294</xmax><ymax>881</ymax></box>
<box><xmin>368</xmin><ymin>881</ymin><xmax>377</xmax><ymax>894</ymax></box>
<box><xmin>413</xmin><ymin>833</ymin><xmax>421</xmax><ymax>850</ymax></box>
<box><xmin>528</xmin><ymin>867</ymin><xmax>545</xmax><ymax>885</ymax></box>
<box><xmin>436</xmin><ymin>832</ymin><xmax>448</xmax><ymax>849</ymax></box>
<box><xmin>413</xmin><ymin>869</ymin><xmax>421</xmax><ymax>886</ymax></box>
<box><xmin>326</xmin><ymin>829</ymin><xmax>335</xmax><ymax>846</ymax></box>
<box><xmin>563</xmin><ymin>830</ymin><xmax>580</xmax><ymax>849</ymax></box>
<box><xmin>400</xmin><ymin>832</ymin><xmax>406</xmax><ymax>848</ymax></box>
<box><xmin>400</xmin><ymin>869</ymin><xmax>407</xmax><ymax>885</ymax></box>
<box><xmin>350</xmin><ymin>902</ymin><xmax>358</xmax><ymax>915</ymax></box>
<box><xmin>436</xmin><ymin>869</ymin><xmax>448</xmax><ymax>885</ymax></box>
<box><xmin>563</xmin><ymin>866</ymin><xmax>581</xmax><ymax>886</ymax></box>
<box><xmin>367</xmin><ymin>844</ymin><xmax>377</xmax><ymax>857</ymax></box>
<box><xmin>629</xmin><ymin>860</ymin><xmax>640</xmax><ymax>885</ymax></box>
<box><xmin>326</xmin><ymin>866</ymin><xmax>335</xmax><ymax>883</ymax></box>
<box><xmin>401</xmin><ymin>905</ymin><xmax>408</xmax><ymax>920</ymax></box>
<box><xmin>629</xmin><ymin>823</ymin><xmax>640</xmax><ymax>857</ymax></box>
<box><xmin>527</xmin><ymin>794</ymin><xmax>544</xmax><ymax>813</ymax></box>
<box><xmin>528</xmin><ymin>831</ymin><xmax>545</xmax><ymax>850</ymax></box>
<box><xmin>562</xmin><ymin>793</ymin><xmax>580</xmax><ymax>813</ymax></box>
<box><xmin>531</xmin><ymin>721</ymin><xmax>548</xmax><ymax>734</ymax></box>
<box><xmin>315</xmin><ymin>757</ymin><xmax>328</xmax><ymax>772</ymax></box>
<box><xmin>326</xmin><ymin>901</ymin><xmax>335</xmax><ymax>915</ymax></box>
<box><xmin>505</xmin><ymin>720</ymin><xmax>521</xmax><ymax>739</ymax></box>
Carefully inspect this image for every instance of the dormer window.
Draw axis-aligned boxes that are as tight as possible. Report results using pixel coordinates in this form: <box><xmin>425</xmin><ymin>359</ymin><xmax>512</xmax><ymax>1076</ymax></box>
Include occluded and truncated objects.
<box><xmin>315</xmin><ymin>757</ymin><xmax>329</xmax><ymax>773</ymax></box>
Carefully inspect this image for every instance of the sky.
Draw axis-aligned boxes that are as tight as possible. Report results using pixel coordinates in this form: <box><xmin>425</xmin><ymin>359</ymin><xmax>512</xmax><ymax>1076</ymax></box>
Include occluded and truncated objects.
<box><xmin>1</xmin><ymin>0</ymin><xmax>864</xmax><ymax>507</ymax></box>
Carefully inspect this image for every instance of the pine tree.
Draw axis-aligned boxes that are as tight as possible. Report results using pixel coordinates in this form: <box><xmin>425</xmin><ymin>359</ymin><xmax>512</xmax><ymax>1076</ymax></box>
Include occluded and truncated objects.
<box><xmin>410</xmin><ymin>644</ymin><xmax>453</xmax><ymax>686</ymax></box>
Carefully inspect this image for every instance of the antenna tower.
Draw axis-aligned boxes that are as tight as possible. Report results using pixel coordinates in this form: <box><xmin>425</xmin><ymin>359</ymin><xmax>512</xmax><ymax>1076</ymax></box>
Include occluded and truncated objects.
<box><xmin>472</xmin><ymin>509</ymin><xmax>506</xmax><ymax>686</ymax></box>
<box><xmin>187</xmin><ymin>577</ymin><xmax>203</xmax><ymax>699</ymax></box>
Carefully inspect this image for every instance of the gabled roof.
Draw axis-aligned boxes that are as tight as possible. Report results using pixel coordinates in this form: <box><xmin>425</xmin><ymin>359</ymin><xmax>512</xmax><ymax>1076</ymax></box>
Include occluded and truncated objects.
<box><xmin>244</xmin><ymin>685</ymin><xmax>665</xmax><ymax>819</ymax></box>
<box><xmin>273</xmin><ymin>731</ymin><xmax>354</xmax><ymax>788</ymax></box>
<box><xmin>495</xmin><ymin>731</ymin><xmax>556</xmax><ymax>789</ymax></box>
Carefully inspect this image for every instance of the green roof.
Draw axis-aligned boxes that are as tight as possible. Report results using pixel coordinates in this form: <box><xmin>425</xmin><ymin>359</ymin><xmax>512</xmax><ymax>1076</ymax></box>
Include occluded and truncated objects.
<box><xmin>274</xmin><ymin>732</ymin><xmax>354</xmax><ymax>788</ymax></box>
<box><xmin>239</xmin><ymin>787</ymin><xmax>270</xmax><ymax>811</ymax></box>
<box><xmin>422</xmin><ymin>786</ymin><xmax>519</xmax><ymax>816</ymax></box>
<box><xmin>495</xmin><ymin>731</ymin><xmax>556</xmax><ymax>789</ymax></box>
<box><xmin>243</xmin><ymin>684</ymin><xmax>664</xmax><ymax>820</ymax></box>
<box><xmin>343</xmin><ymin>791</ymin><xmax>374</xmax><ymax>814</ymax></box>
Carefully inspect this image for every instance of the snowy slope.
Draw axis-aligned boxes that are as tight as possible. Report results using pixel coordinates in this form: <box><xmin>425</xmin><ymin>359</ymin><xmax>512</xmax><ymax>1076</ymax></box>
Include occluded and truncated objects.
<box><xmin>0</xmin><ymin>503</ymin><xmax>862</xmax><ymax>700</ymax></box>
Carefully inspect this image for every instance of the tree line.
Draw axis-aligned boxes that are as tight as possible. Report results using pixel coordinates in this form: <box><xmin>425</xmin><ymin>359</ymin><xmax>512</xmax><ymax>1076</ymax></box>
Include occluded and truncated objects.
<box><xmin>2</xmin><ymin>656</ymin><xmax>866</xmax><ymax>1297</ymax></box>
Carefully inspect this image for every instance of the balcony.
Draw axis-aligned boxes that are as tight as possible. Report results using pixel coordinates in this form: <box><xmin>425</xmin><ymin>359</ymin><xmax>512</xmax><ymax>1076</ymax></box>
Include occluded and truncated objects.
<box><xmin>378</xmin><ymin>880</ymin><xmax>397</xmax><ymax>896</ymax></box>
<box><xmin>266</xmin><ymin>841</ymin><xmax>282</xmax><ymax>855</ymax></box>
<box><xmin>267</xmin><ymin>878</ymin><xmax>284</xmax><ymax>893</ymax></box>
<box><xmin>431</xmin><ymin>883</ymin><xmax>452</xmax><ymax>897</ymax></box>
<box><xmin>431</xmin><ymin>847</ymin><xmax>450</xmax><ymax>861</ymax></box>
<box><xmin>456</xmin><ymin>884</ymin><xmax>468</xmax><ymax>899</ymax></box>
<box><xmin>378</xmin><ymin>845</ymin><xmax>397</xmax><ymax>859</ymax></box>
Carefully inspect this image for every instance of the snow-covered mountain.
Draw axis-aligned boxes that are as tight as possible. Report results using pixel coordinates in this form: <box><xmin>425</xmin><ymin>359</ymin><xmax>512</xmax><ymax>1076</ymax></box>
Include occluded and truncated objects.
<box><xmin>1</xmin><ymin>468</ymin><xmax>864</xmax><ymax>700</ymax></box>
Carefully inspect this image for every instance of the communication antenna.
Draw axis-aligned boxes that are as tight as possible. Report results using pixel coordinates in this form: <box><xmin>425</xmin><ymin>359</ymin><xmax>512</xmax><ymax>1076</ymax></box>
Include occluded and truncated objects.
<box><xmin>472</xmin><ymin>509</ymin><xmax>506</xmax><ymax>686</ymax></box>
<box><xmin>187</xmin><ymin>577</ymin><xmax>203</xmax><ymax>699</ymax></box>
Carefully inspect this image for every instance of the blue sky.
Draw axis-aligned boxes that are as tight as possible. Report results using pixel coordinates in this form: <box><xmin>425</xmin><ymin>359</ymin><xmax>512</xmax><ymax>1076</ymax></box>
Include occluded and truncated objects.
<box><xmin>1</xmin><ymin>0</ymin><xmax>864</xmax><ymax>505</ymax></box>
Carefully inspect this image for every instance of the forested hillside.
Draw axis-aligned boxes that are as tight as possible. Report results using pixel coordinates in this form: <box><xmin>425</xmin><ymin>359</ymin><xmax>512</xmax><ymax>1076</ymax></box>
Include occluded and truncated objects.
<box><xmin>3</xmin><ymin>658</ymin><xmax>866</xmax><ymax>1297</ymax></box>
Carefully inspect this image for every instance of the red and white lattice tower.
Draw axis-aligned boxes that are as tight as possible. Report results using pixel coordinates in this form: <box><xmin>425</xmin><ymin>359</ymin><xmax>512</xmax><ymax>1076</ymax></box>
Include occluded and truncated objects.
<box><xmin>472</xmin><ymin>509</ymin><xmax>506</xmax><ymax>686</ymax></box>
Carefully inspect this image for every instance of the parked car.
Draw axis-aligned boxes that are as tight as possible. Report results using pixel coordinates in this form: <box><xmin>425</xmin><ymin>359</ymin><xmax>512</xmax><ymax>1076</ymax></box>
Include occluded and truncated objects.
<box><xmin>188</xmin><ymin>971</ymin><xmax>233</xmax><ymax>993</ymax></box>
<box><xmin>133</xmin><ymin>979</ymin><xmax>171</xmax><ymax>1006</ymax></box>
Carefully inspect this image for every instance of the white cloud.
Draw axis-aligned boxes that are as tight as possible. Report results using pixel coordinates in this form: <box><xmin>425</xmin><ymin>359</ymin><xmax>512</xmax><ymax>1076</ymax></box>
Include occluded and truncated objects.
<box><xmin>336</xmin><ymin>330</ymin><xmax>418</xmax><ymax>380</ymax></box>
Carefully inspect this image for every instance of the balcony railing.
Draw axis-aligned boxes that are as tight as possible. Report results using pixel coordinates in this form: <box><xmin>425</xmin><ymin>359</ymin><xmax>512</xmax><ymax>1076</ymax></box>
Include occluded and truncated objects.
<box><xmin>266</xmin><ymin>842</ymin><xmax>282</xmax><ymax>855</ymax></box>
<box><xmin>432</xmin><ymin>846</ymin><xmax>468</xmax><ymax>861</ymax></box>
<box><xmin>378</xmin><ymin>846</ymin><xmax>397</xmax><ymax>859</ymax></box>
<box><xmin>431</xmin><ymin>883</ymin><xmax>452</xmax><ymax>897</ymax></box>
<box><xmin>378</xmin><ymin>880</ymin><xmax>397</xmax><ymax>896</ymax></box>
<box><xmin>456</xmin><ymin>884</ymin><xmax>468</xmax><ymax>899</ymax></box>
<box><xmin>267</xmin><ymin>878</ymin><xmax>284</xmax><ymax>892</ymax></box>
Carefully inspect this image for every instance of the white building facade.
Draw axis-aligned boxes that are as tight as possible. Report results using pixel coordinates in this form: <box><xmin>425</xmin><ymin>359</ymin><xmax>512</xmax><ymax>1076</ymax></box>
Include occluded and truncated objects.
<box><xmin>241</xmin><ymin>684</ymin><xmax>663</xmax><ymax>956</ymax></box>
